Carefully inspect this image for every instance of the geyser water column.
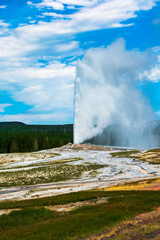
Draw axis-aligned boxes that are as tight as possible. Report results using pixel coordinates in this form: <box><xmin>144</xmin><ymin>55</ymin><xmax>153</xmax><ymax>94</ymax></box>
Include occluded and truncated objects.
<box><xmin>74</xmin><ymin>39</ymin><xmax>157</xmax><ymax>148</ymax></box>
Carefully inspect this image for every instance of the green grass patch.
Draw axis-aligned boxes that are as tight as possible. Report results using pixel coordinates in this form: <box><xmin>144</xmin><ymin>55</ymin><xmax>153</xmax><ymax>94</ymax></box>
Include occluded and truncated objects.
<box><xmin>149</xmin><ymin>161</ymin><xmax>160</xmax><ymax>165</ymax></box>
<box><xmin>89</xmin><ymin>170</ymin><xmax>99</xmax><ymax>177</ymax></box>
<box><xmin>110</xmin><ymin>150</ymin><xmax>141</xmax><ymax>158</ymax></box>
<box><xmin>0</xmin><ymin>190</ymin><xmax>160</xmax><ymax>240</ymax></box>
<box><xmin>0</xmin><ymin>163</ymin><xmax>104</xmax><ymax>187</ymax></box>
<box><xmin>147</xmin><ymin>148</ymin><xmax>160</xmax><ymax>153</ymax></box>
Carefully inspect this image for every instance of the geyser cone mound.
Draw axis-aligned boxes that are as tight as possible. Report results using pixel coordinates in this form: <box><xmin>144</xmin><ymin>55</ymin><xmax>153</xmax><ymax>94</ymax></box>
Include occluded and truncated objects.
<box><xmin>74</xmin><ymin>39</ymin><xmax>159</xmax><ymax>149</ymax></box>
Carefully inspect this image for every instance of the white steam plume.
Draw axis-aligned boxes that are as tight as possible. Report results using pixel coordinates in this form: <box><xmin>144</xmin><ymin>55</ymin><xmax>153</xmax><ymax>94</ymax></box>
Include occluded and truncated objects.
<box><xmin>74</xmin><ymin>39</ymin><xmax>158</xmax><ymax>148</ymax></box>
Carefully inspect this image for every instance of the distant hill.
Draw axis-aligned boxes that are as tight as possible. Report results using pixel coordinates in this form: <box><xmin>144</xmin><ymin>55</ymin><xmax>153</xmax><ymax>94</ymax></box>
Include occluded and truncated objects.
<box><xmin>0</xmin><ymin>121</ymin><xmax>73</xmax><ymax>132</ymax></box>
<box><xmin>0</xmin><ymin>121</ymin><xmax>27</xmax><ymax>127</ymax></box>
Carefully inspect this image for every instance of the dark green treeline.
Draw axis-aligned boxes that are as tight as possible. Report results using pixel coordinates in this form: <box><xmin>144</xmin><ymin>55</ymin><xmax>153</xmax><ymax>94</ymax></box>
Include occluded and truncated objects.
<box><xmin>0</xmin><ymin>122</ymin><xmax>73</xmax><ymax>153</ymax></box>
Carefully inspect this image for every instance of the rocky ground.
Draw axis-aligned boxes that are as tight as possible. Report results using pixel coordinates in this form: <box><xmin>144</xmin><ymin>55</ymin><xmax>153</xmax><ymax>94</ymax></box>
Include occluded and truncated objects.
<box><xmin>0</xmin><ymin>144</ymin><xmax>160</xmax><ymax>240</ymax></box>
<box><xmin>0</xmin><ymin>143</ymin><xmax>160</xmax><ymax>201</ymax></box>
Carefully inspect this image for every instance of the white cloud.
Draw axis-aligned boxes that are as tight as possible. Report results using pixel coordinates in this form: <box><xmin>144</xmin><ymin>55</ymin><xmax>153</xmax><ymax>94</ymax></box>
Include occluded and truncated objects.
<box><xmin>18</xmin><ymin>0</ymin><xmax>158</xmax><ymax>40</ymax></box>
<box><xmin>42</xmin><ymin>12</ymin><xmax>64</xmax><ymax>18</ymax></box>
<box><xmin>66</xmin><ymin>5</ymin><xmax>76</xmax><ymax>9</ymax></box>
<box><xmin>0</xmin><ymin>0</ymin><xmax>158</xmax><ymax>60</ymax></box>
<box><xmin>58</xmin><ymin>0</ymin><xmax>98</xmax><ymax>7</ymax></box>
<box><xmin>27</xmin><ymin>0</ymin><xmax>64</xmax><ymax>10</ymax></box>
<box><xmin>0</xmin><ymin>104</ymin><xmax>12</xmax><ymax>112</ymax></box>
<box><xmin>68</xmin><ymin>0</ymin><xmax>156</xmax><ymax>31</ymax></box>
<box><xmin>140</xmin><ymin>65</ymin><xmax>160</xmax><ymax>82</ymax></box>
<box><xmin>0</xmin><ymin>112</ymin><xmax>69</xmax><ymax>124</ymax></box>
<box><xmin>0</xmin><ymin>20</ymin><xmax>10</xmax><ymax>28</ymax></box>
<box><xmin>0</xmin><ymin>20</ymin><xmax>10</xmax><ymax>35</ymax></box>
<box><xmin>0</xmin><ymin>5</ymin><xmax>7</xmax><ymax>9</ymax></box>
<box><xmin>0</xmin><ymin>61</ymin><xmax>76</xmax><ymax>112</ymax></box>
<box><xmin>55</xmin><ymin>41</ymin><xmax>79</xmax><ymax>52</ymax></box>
<box><xmin>28</xmin><ymin>0</ymin><xmax>98</xmax><ymax>9</ymax></box>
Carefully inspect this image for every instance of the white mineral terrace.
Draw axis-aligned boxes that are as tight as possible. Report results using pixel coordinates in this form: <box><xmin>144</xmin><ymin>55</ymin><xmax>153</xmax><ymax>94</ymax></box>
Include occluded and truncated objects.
<box><xmin>0</xmin><ymin>144</ymin><xmax>160</xmax><ymax>201</ymax></box>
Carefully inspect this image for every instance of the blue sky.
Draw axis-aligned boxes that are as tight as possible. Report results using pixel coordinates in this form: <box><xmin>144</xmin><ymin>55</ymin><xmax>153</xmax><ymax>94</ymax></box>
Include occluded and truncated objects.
<box><xmin>0</xmin><ymin>0</ymin><xmax>160</xmax><ymax>124</ymax></box>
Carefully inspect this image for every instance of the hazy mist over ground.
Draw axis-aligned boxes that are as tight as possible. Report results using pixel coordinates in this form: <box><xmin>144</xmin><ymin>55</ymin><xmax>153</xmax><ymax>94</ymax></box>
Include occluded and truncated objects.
<box><xmin>74</xmin><ymin>39</ymin><xmax>159</xmax><ymax>149</ymax></box>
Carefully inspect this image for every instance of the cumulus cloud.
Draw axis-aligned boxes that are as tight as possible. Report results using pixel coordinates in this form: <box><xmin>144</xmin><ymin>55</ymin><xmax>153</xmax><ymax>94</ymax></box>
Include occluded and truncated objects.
<box><xmin>141</xmin><ymin>66</ymin><xmax>160</xmax><ymax>82</ymax></box>
<box><xmin>74</xmin><ymin>39</ymin><xmax>158</xmax><ymax>148</ymax></box>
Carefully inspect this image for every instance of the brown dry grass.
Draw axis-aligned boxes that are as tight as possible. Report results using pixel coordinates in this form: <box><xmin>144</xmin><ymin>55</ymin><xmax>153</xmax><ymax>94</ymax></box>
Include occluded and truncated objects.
<box><xmin>136</xmin><ymin>149</ymin><xmax>160</xmax><ymax>164</ymax></box>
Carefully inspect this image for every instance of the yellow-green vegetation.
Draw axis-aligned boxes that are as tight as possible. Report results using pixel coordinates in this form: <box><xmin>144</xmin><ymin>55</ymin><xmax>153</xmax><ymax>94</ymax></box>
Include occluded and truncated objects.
<box><xmin>85</xmin><ymin>206</ymin><xmax>160</xmax><ymax>240</ymax></box>
<box><xmin>147</xmin><ymin>148</ymin><xmax>160</xmax><ymax>152</ymax></box>
<box><xmin>0</xmin><ymin>163</ymin><xmax>104</xmax><ymax>187</ymax></box>
<box><xmin>136</xmin><ymin>148</ymin><xmax>160</xmax><ymax>164</ymax></box>
<box><xmin>0</xmin><ymin>152</ymin><xmax>60</xmax><ymax>164</ymax></box>
<box><xmin>109</xmin><ymin>221</ymin><xmax>160</xmax><ymax>240</ymax></box>
<box><xmin>110</xmin><ymin>148</ymin><xmax>160</xmax><ymax>164</ymax></box>
<box><xmin>89</xmin><ymin>170</ymin><xmax>99</xmax><ymax>177</ymax></box>
<box><xmin>104</xmin><ymin>178</ymin><xmax>160</xmax><ymax>191</ymax></box>
<box><xmin>0</xmin><ymin>190</ymin><xmax>160</xmax><ymax>240</ymax></box>
<box><xmin>110</xmin><ymin>150</ymin><xmax>141</xmax><ymax>158</ymax></box>
<box><xmin>0</xmin><ymin>157</ymin><xmax>83</xmax><ymax>170</ymax></box>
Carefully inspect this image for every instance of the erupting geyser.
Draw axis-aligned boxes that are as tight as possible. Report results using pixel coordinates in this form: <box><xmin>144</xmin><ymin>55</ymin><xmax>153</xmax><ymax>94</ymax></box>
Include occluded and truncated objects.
<box><xmin>74</xmin><ymin>39</ymin><xmax>159</xmax><ymax>149</ymax></box>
